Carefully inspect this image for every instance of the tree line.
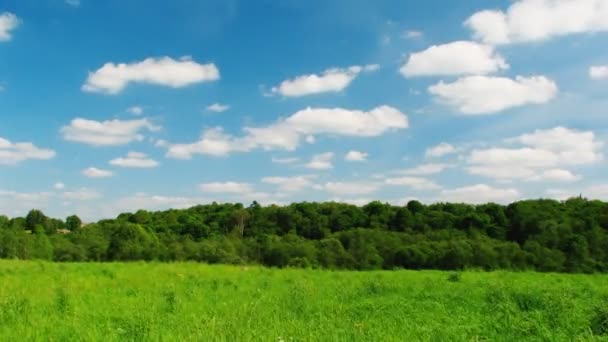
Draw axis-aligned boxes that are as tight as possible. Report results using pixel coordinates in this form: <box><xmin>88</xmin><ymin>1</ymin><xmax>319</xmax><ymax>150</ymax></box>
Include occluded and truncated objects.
<box><xmin>1</xmin><ymin>197</ymin><xmax>607</xmax><ymax>272</ymax></box>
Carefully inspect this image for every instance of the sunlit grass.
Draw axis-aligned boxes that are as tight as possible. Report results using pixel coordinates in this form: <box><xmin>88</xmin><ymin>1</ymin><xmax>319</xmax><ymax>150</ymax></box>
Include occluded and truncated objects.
<box><xmin>0</xmin><ymin>260</ymin><xmax>606</xmax><ymax>341</ymax></box>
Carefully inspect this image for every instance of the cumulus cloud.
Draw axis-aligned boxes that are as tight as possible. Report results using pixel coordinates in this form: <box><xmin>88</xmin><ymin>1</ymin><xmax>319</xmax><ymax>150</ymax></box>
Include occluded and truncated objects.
<box><xmin>0</xmin><ymin>137</ymin><xmax>56</xmax><ymax>165</ymax></box>
<box><xmin>54</xmin><ymin>182</ymin><xmax>65</xmax><ymax>190</ymax></box>
<box><xmin>206</xmin><ymin>103</ymin><xmax>230</xmax><ymax>113</ymax></box>
<box><xmin>426</xmin><ymin>143</ymin><xmax>456</xmax><ymax>158</ymax></box>
<box><xmin>440</xmin><ymin>184</ymin><xmax>521</xmax><ymax>204</ymax></box>
<box><xmin>400</xmin><ymin>41</ymin><xmax>508</xmax><ymax>77</ymax></box>
<box><xmin>167</xmin><ymin>105</ymin><xmax>408</xmax><ymax>158</ymax></box>
<box><xmin>199</xmin><ymin>182</ymin><xmax>254</xmax><ymax>194</ymax></box>
<box><xmin>466</xmin><ymin>0</ymin><xmax>608</xmax><ymax>45</ymax></box>
<box><xmin>305</xmin><ymin>152</ymin><xmax>334</xmax><ymax>170</ymax></box>
<box><xmin>109</xmin><ymin>152</ymin><xmax>159</xmax><ymax>168</ymax></box>
<box><xmin>61</xmin><ymin>118</ymin><xmax>159</xmax><ymax>146</ymax></box>
<box><xmin>82</xmin><ymin>167</ymin><xmax>113</xmax><ymax>178</ymax></box>
<box><xmin>0</xmin><ymin>13</ymin><xmax>19</xmax><ymax>42</ymax></box>
<box><xmin>467</xmin><ymin>126</ymin><xmax>602</xmax><ymax>181</ymax></box>
<box><xmin>530</xmin><ymin>169</ymin><xmax>581</xmax><ymax>182</ymax></box>
<box><xmin>82</xmin><ymin>56</ymin><xmax>220</xmax><ymax>94</ymax></box>
<box><xmin>590</xmin><ymin>65</ymin><xmax>608</xmax><ymax>80</ymax></box>
<box><xmin>271</xmin><ymin>64</ymin><xmax>379</xmax><ymax>97</ymax></box>
<box><xmin>429</xmin><ymin>75</ymin><xmax>558</xmax><ymax>114</ymax></box>
<box><xmin>345</xmin><ymin>150</ymin><xmax>368</xmax><ymax>162</ymax></box>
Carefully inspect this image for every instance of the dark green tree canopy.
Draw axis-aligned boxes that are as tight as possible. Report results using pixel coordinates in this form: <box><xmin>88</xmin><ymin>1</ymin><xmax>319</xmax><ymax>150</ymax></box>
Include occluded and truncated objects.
<box><xmin>1</xmin><ymin>198</ymin><xmax>607</xmax><ymax>273</ymax></box>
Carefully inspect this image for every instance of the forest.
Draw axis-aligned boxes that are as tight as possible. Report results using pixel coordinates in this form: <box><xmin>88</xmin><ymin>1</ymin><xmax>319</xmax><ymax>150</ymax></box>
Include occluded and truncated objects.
<box><xmin>1</xmin><ymin>197</ymin><xmax>607</xmax><ymax>273</ymax></box>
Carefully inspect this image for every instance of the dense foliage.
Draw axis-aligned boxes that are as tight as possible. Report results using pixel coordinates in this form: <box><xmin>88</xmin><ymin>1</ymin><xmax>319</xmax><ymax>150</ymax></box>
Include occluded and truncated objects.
<box><xmin>1</xmin><ymin>198</ymin><xmax>607</xmax><ymax>272</ymax></box>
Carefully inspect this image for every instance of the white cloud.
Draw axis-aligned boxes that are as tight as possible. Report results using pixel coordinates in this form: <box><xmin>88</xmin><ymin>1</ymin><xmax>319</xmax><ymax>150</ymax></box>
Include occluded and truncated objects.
<box><xmin>532</xmin><ymin>169</ymin><xmax>581</xmax><ymax>182</ymax></box>
<box><xmin>323</xmin><ymin>182</ymin><xmax>380</xmax><ymax>196</ymax></box>
<box><xmin>403</xmin><ymin>30</ymin><xmax>423</xmax><ymax>39</ymax></box>
<box><xmin>206</xmin><ymin>103</ymin><xmax>230</xmax><ymax>113</ymax></box>
<box><xmin>345</xmin><ymin>150</ymin><xmax>368</xmax><ymax>162</ymax></box>
<box><xmin>400</xmin><ymin>41</ymin><xmax>508</xmax><ymax>77</ymax></box>
<box><xmin>466</xmin><ymin>0</ymin><xmax>608</xmax><ymax>45</ymax></box>
<box><xmin>429</xmin><ymin>75</ymin><xmax>558</xmax><ymax>114</ymax></box>
<box><xmin>167</xmin><ymin>105</ymin><xmax>408</xmax><ymax>158</ymax></box>
<box><xmin>61</xmin><ymin>118</ymin><xmax>159</xmax><ymax>146</ymax></box>
<box><xmin>109</xmin><ymin>152</ymin><xmax>159</xmax><ymax>168</ymax></box>
<box><xmin>0</xmin><ymin>13</ymin><xmax>19</xmax><ymax>42</ymax></box>
<box><xmin>262</xmin><ymin>175</ymin><xmax>317</xmax><ymax>192</ymax></box>
<box><xmin>384</xmin><ymin>176</ymin><xmax>441</xmax><ymax>190</ymax></box>
<box><xmin>82</xmin><ymin>167</ymin><xmax>113</xmax><ymax>178</ymax></box>
<box><xmin>305</xmin><ymin>152</ymin><xmax>334</xmax><ymax>170</ymax></box>
<box><xmin>271</xmin><ymin>157</ymin><xmax>299</xmax><ymax>164</ymax></box>
<box><xmin>467</xmin><ymin>126</ymin><xmax>603</xmax><ymax>181</ymax></box>
<box><xmin>440</xmin><ymin>184</ymin><xmax>521</xmax><ymax>204</ymax></box>
<box><xmin>426</xmin><ymin>143</ymin><xmax>456</xmax><ymax>158</ymax></box>
<box><xmin>514</xmin><ymin>126</ymin><xmax>603</xmax><ymax>163</ymax></box>
<box><xmin>590</xmin><ymin>65</ymin><xmax>608</xmax><ymax>80</ymax></box>
<box><xmin>62</xmin><ymin>188</ymin><xmax>101</xmax><ymax>201</ymax></box>
<box><xmin>199</xmin><ymin>182</ymin><xmax>254</xmax><ymax>194</ymax></box>
<box><xmin>396</xmin><ymin>163</ymin><xmax>450</xmax><ymax>176</ymax></box>
<box><xmin>54</xmin><ymin>182</ymin><xmax>65</xmax><ymax>190</ymax></box>
<box><xmin>271</xmin><ymin>64</ymin><xmax>379</xmax><ymax>97</ymax></box>
<box><xmin>127</xmin><ymin>106</ymin><xmax>143</xmax><ymax>115</ymax></box>
<box><xmin>0</xmin><ymin>137</ymin><xmax>56</xmax><ymax>165</ymax></box>
<box><xmin>82</xmin><ymin>56</ymin><xmax>220</xmax><ymax>94</ymax></box>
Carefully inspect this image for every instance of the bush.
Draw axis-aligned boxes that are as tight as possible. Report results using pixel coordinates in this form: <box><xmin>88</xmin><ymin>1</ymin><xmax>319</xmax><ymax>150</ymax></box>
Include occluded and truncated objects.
<box><xmin>447</xmin><ymin>272</ymin><xmax>461</xmax><ymax>282</ymax></box>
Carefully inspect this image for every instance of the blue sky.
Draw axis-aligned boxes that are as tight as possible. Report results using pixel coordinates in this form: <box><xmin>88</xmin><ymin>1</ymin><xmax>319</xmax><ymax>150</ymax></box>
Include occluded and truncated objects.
<box><xmin>1</xmin><ymin>0</ymin><xmax>608</xmax><ymax>220</ymax></box>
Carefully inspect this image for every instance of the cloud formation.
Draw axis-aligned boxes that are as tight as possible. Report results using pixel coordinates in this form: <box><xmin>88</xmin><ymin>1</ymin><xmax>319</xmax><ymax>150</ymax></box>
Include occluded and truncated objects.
<box><xmin>82</xmin><ymin>57</ymin><xmax>219</xmax><ymax>94</ymax></box>
<box><xmin>425</xmin><ymin>143</ymin><xmax>456</xmax><ymax>158</ymax></box>
<box><xmin>109</xmin><ymin>152</ymin><xmax>159</xmax><ymax>168</ymax></box>
<box><xmin>271</xmin><ymin>64</ymin><xmax>379</xmax><ymax>97</ymax></box>
<box><xmin>429</xmin><ymin>75</ymin><xmax>558</xmax><ymax>114</ymax></box>
<box><xmin>467</xmin><ymin>126</ymin><xmax>603</xmax><ymax>181</ymax></box>
<box><xmin>345</xmin><ymin>150</ymin><xmax>368</xmax><ymax>162</ymax></box>
<box><xmin>167</xmin><ymin>106</ymin><xmax>408</xmax><ymax>158</ymax></box>
<box><xmin>440</xmin><ymin>184</ymin><xmax>521</xmax><ymax>204</ymax></box>
<box><xmin>401</xmin><ymin>41</ymin><xmax>508</xmax><ymax>77</ymax></box>
<box><xmin>466</xmin><ymin>0</ymin><xmax>608</xmax><ymax>45</ymax></box>
<box><xmin>0</xmin><ymin>137</ymin><xmax>55</xmax><ymax>165</ymax></box>
<box><xmin>199</xmin><ymin>182</ymin><xmax>254</xmax><ymax>194</ymax></box>
<box><xmin>0</xmin><ymin>13</ymin><xmax>19</xmax><ymax>42</ymax></box>
<box><xmin>305</xmin><ymin>152</ymin><xmax>334</xmax><ymax>170</ymax></box>
<box><xmin>82</xmin><ymin>167</ymin><xmax>113</xmax><ymax>178</ymax></box>
<box><xmin>61</xmin><ymin>118</ymin><xmax>159</xmax><ymax>146</ymax></box>
<box><xmin>206</xmin><ymin>103</ymin><xmax>230</xmax><ymax>112</ymax></box>
<box><xmin>590</xmin><ymin>65</ymin><xmax>608</xmax><ymax>80</ymax></box>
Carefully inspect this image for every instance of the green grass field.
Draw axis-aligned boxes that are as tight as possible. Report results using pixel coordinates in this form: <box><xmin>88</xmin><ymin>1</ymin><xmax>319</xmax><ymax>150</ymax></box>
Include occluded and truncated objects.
<box><xmin>1</xmin><ymin>260</ymin><xmax>607</xmax><ymax>341</ymax></box>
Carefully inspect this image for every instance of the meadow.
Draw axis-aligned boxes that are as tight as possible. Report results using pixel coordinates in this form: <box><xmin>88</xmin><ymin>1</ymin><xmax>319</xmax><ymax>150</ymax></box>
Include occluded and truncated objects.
<box><xmin>1</xmin><ymin>260</ymin><xmax>607</xmax><ymax>341</ymax></box>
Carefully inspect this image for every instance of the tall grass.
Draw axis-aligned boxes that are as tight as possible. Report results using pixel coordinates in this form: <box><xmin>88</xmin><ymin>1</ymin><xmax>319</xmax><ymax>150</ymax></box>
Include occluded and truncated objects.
<box><xmin>0</xmin><ymin>260</ymin><xmax>606</xmax><ymax>341</ymax></box>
